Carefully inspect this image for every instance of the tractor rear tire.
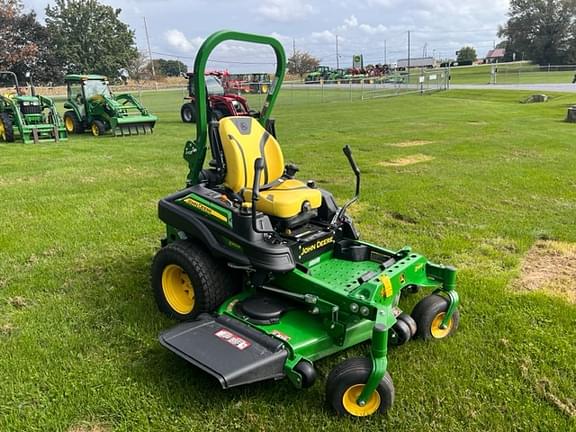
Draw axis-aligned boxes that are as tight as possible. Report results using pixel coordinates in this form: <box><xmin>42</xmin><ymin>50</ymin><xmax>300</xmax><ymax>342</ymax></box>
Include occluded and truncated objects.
<box><xmin>181</xmin><ymin>103</ymin><xmax>196</xmax><ymax>123</ymax></box>
<box><xmin>0</xmin><ymin>112</ymin><xmax>15</xmax><ymax>142</ymax></box>
<box><xmin>63</xmin><ymin>111</ymin><xmax>83</xmax><ymax>134</ymax></box>
<box><xmin>151</xmin><ymin>240</ymin><xmax>239</xmax><ymax>321</ymax></box>
<box><xmin>411</xmin><ymin>294</ymin><xmax>460</xmax><ymax>341</ymax></box>
<box><xmin>91</xmin><ymin>120</ymin><xmax>106</xmax><ymax>137</ymax></box>
<box><xmin>326</xmin><ymin>357</ymin><xmax>394</xmax><ymax>417</ymax></box>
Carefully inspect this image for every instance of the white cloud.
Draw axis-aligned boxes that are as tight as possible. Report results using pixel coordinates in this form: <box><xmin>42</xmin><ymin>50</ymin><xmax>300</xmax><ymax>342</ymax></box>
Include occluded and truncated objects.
<box><xmin>311</xmin><ymin>30</ymin><xmax>337</xmax><ymax>43</ymax></box>
<box><xmin>358</xmin><ymin>23</ymin><xmax>387</xmax><ymax>34</ymax></box>
<box><xmin>164</xmin><ymin>29</ymin><xmax>203</xmax><ymax>53</ymax></box>
<box><xmin>344</xmin><ymin>15</ymin><xmax>358</xmax><ymax>27</ymax></box>
<box><xmin>257</xmin><ymin>0</ymin><xmax>314</xmax><ymax>22</ymax></box>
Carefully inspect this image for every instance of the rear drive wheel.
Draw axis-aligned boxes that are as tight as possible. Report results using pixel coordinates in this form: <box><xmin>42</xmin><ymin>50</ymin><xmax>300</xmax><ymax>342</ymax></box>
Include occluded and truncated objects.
<box><xmin>180</xmin><ymin>103</ymin><xmax>196</xmax><ymax>123</ymax></box>
<box><xmin>151</xmin><ymin>240</ymin><xmax>239</xmax><ymax>320</ymax></box>
<box><xmin>326</xmin><ymin>357</ymin><xmax>394</xmax><ymax>417</ymax></box>
<box><xmin>411</xmin><ymin>294</ymin><xmax>460</xmax><ymax>341</ymax></box>
<box><xmin>91</xmin><ymin>120</ymin><xmax>106</xmax><ymax>137</ymax></box>
<box><xmin>0</xmin><ymin>112</ymin><xmax>15</xmax><ymax>142</ymax></box>
<box><xmin>63</xmin><ymin>111</ymin><xmax>83</xmax><ymax>134</ymax></box>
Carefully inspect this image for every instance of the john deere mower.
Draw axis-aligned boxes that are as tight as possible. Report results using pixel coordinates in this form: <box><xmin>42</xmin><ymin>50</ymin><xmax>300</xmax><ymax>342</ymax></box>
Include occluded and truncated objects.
<box><xmin>152</xmin><ymin>31</ymin><xmax>460</xmax><ymax>417</ymax></box>
<box><xmin>63</xmin><ymin>74</ymin><xmax>157</xmax><ymax>137</ymax></box>
<box><xmin>0</xmin><ymin>71</ymin><xmax>67</xmax><ymax>144</ymax></box>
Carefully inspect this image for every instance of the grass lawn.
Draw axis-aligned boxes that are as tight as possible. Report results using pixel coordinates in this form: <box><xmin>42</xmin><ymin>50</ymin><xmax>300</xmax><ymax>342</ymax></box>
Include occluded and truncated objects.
<box><xmin>1</xmin><ymin>88</ymin><xmax>575</xmax><ymax>431</ymax></box>
<box><xmin>450</xmin><ymin>63</ymin><xmax>576</xmax><ymax>85</ymax></box>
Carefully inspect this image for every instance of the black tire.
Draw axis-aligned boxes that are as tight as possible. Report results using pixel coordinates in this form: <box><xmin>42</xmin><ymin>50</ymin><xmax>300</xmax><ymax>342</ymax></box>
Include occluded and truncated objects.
<box><xmin>411</xmin><ymin>294</ymin><xmax>460</xmax><ymax>341</ymax></box>
<box><xmin>181</xmin><ymin>103</ymin><xmax>196</xmax><ymax>123</ymax></box>
<box><xmin>151</xmin><ymin>240</ymin><xmax>239</xmax><ymax>320</ymax></box>
<box><xmin>389</xmin><ymin>318</ymin><xmax>411</xmax><ymax>346</ymax></box>
<box><xmin>0</xmin><ymin>112</ymin><xmax>15</xmax><ymax>142</ymax></box>
<box><xmin>326</xmin><ymin>357</ymin><xmax>394</xmax><ymax>417</ymax></box>
<box><xmin>90</xmin><ymin>120</ymin><xmax>106</xmax><ymax>137</ymax></box>
<box><xmin>397</xmin><ymin>312</ymin><xmax>417</xmax><ymax>337</ymax></box>
<box><xmin>294</xmin><ymin>360</ymin><xmax>317</xmax><ymax>389</ymax></box>
<box><xmin>63</xmin><ymin>111</ymin><xmax>83</xmax><ymax>134</ymax></box>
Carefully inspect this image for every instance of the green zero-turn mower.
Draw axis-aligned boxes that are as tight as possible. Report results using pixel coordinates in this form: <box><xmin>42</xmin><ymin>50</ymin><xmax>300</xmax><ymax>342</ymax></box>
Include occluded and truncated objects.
<box><xmin>152</xmin><ymin>30</ymin><xmax>460</xmax><ymax>417</ymax></box>
<box><xmin>0</xmin><ymin>71</ymin><xmax>67</xmax><ymax>144</ymax></box>
<box><xmin>63</xmin><ymin>74</ymin><xmax>157</xmax><ymax>137</ymax></box>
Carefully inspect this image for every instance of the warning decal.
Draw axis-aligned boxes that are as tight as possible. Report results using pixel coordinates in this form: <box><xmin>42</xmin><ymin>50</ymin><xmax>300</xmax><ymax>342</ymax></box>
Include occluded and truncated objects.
<box><xmin>214</xmin><ymin>328</ymin><xmax>252</xmax><ymax>351</ymax></box>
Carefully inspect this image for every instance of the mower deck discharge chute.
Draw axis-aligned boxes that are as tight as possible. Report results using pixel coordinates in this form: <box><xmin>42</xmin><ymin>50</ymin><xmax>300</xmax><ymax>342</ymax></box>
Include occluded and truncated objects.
<box><xmin>0</xmin><ymin>71</ymin><xmax>67</xmax><ymax>144</ymax></box>
<box><xmin>63</xmin><ymin>74</ymin><xmax>157</xmax><ymax>137</ymax></box>
<box><xmin>152</xmin><ymin>30</ymin><xmax>461</xmax><ymax>418</ymax></box>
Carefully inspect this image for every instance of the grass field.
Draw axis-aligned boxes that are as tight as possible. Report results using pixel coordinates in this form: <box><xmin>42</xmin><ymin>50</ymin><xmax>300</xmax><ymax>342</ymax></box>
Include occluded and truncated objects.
<box><xmin>1</xmin><ymin>88</ymin><xmax>576</xmax><ymax>431</ymax></box>
<box><xmin>450</xmin><ymin>62</ymin><xmax>576</xmax><ymax>85</ymax></box>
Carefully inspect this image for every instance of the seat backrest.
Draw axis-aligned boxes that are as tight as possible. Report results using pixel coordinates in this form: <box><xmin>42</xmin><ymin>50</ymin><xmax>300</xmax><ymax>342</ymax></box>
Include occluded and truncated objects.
<box><xmin>218</xmin><ymin>116</ymin><xmax>284</xmax><ymax>193</ymax></box>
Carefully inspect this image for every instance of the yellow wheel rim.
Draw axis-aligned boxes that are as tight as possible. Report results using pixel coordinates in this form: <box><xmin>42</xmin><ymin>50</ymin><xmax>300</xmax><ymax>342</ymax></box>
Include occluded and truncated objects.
<box><xmin>261</xmin><ymin>84</ymin><xmax>269</xmax><ymax>93</ymax></box>
<box><xmin>0</xmin><ymin>120</ymin><xmax>5</xmax><ymax>140</ymax></box>
<box><xmin>162</xmin><ymin>264</ymin><xmax>195</xmax><ymax>314</ymax></box>
<box><xmin>431</xmin><ymin>312</ymin><xmax>453</xmax><ymax>339</ymax></box>
<box><xmin>65</xmin><ymin>116</ymin><xmax>74</xmax><ymax>133</ymax></box>
<box><xmin>342</xmin><ymin>384</ymin><xmax>381</xmax><ymax>417</ymax></box>
<box><xmin>91</xmin><ymin>124</ymin><xmax>100</xmax><ymax>136</ymax></box>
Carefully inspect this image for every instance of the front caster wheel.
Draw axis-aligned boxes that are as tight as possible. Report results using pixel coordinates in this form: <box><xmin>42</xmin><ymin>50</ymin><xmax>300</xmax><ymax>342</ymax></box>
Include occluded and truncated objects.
<box><xmin>151</xmin><ymin>240</ymin><xmax>238</xmax><ymax>320</ymax></box>
<box><xmin>326</xmin><ymin>357</ymin><xmax>394</xmax><ymax>417</ymax></box>
<box><xmin>411</xmin><ymin>294</ymin><xmax>460</xmax><ymax>340</ymax></box>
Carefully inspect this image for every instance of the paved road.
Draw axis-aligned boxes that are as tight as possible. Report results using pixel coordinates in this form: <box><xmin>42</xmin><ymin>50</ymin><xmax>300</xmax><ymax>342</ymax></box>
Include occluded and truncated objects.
<box><xmin>450</xmin><ymin>83</ymin><xmax>576</xmax><ymax>93</ymax></box>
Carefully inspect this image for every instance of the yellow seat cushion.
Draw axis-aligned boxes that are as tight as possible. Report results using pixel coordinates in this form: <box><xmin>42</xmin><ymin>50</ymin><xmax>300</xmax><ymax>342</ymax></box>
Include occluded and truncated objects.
<box><xmin>219</xmin><ymin>116</ymin><xmax>321</xmax><ymax>219</ymax></box>
<box><xmin>243</xmin><ymin>179</ymin><xmax>322</xmax><ymax>219</ymax></box>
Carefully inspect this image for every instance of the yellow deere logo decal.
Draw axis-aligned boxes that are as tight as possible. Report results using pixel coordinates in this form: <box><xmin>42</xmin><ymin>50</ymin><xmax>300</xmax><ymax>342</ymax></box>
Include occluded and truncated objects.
<box><xmin>400</xmin><ymin>273</ymin><xmax>406</xmax><ymax>284</ymax></box>
<box><xmin>301</xmin><ymin>236</ymin><xmax>334</xmax><ymax>257</ymax></box>
<box><xmin>183</xmin><ymin>198</ymin><xmax>227</xmax><ymax>223</ymax></box>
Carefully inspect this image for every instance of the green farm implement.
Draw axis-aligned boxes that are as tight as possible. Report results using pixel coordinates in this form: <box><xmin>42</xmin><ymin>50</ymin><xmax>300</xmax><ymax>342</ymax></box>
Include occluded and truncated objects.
<box><xmin>152</xmin><ymin>30</ymin><xmax>460</xmax><ymax>418</ymax></box>
<box><xmin>63</xmin><ymin>74</ymin><xmax>157</xmax><ymax>137</ymax></box>
<box><xmin>0</xmin><ymin>71</ymin><xmax>67</xmax><ymax>144</ymax></box>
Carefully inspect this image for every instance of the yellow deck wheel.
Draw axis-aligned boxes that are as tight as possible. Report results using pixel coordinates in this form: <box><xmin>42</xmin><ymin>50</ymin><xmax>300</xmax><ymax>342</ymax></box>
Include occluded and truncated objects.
<box><xmin>430</xmin><ymin>312</ymin><xmax>453</xmax><ymax>339</ymax></box>
<box><xmin>91</xmin><ymin>123</ymin><xmax>100</xmax><ymax>136</ymax></box>
<box><xmin>341</xmin><ymin>384</ymin><xmax>381</xmax><ymax>417</ymax></box>
<box><xmin>161</xmin><ymin>264</ymin><xmax>195</xmax><ymax>314</ymax></box>
<box><xmin>0</xmin><ymin>120</ymin><xmax>5</xmax><ymax>140</ymax></box>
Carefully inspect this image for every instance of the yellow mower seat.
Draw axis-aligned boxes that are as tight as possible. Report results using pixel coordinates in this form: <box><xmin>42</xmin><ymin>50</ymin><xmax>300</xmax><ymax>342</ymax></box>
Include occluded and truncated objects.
<box><xmin>219</xmin><ymin>116</ymin><xmax>322</xmax><ymax>219</ymax></box>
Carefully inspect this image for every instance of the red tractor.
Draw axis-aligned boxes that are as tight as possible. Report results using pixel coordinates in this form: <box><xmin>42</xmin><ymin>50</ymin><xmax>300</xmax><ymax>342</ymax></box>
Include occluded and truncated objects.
<box><xmin>180</xmin><ymin>73</ymin><xmax>256</xmax><ymax>123</ymax></box>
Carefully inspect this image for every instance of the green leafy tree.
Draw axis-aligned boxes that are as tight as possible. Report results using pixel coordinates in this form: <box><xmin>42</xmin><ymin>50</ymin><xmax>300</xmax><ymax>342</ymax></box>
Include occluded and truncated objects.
<box><xmin>287</xmin><ymin>50</ymin><xmax>320</xmax><ymax>78</ymax></box>
<box><xmin>45</xmin><ymin>0</ymin><xmax>138</xmax><ymax>79</ymax></box>
<box><xmin>153</xmin><ymin>59</ymin><xmax>188</xmax><ymax>77</ymax></box>
<box><xmin>0</xmin><ymin>0</ymin><xmax>59</xmax><ymax>84</ymax></box>
<box><xmin>498</xmin><ymin>0</ymin><xmax>576</xmax><ymax>65</ymax></box>
<box><xmin>456</xmin><ymin>46</ymin><xmax>477</xmax><ymax>64</ymax></box>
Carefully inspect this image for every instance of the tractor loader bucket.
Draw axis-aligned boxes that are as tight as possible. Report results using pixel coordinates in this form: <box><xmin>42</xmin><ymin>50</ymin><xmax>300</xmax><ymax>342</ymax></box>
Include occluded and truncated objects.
<box><xmin>114</xmin><ymin>116</ymin><xmax>156</xmax><ymax>137</ymax></box>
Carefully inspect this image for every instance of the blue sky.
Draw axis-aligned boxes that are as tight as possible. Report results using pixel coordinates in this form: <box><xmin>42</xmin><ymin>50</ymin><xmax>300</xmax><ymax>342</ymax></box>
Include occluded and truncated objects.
<box><xmin>22</xmin><ymin>0</ymin><xmax>510</xmax><ymax>72</ymax></box>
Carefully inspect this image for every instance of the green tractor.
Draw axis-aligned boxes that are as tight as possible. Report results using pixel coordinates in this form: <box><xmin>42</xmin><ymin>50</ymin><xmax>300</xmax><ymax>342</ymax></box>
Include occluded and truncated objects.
<box><xmin>0</xmin><ymin>71</ymin><xmax>67</xmax><ymax>144</ymax></box>
<box><xmin>305</xmin><ymin>66</ymin><xmax>332</xmax><ymax>83</ymax></box>
<box><xmin>152</xmin><ymin>31</ymin><xmax>460</xmax><ymax>418</ymax></box>
<box><xmin>63</xmin><ymin>74</ymin><xmax>157</xmax><ymax>137</ymax></box>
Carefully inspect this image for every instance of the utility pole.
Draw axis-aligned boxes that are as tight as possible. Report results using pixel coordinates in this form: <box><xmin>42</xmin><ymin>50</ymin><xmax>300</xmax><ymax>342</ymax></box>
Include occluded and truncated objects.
<box><xmin>336</xmin><ymin>34</ymin><xmax>340</xmax><ymax>69</ymax></box>
<box><xmin>384</xmin><ymin>39</ymin><xmax>387</xmax><ymax>65</ymax></box>
<box><xmin>407</xmin><ymin>31</ymin><xmax>411</xmax><ymax>70</ymax></box>
<box><xmin>143</xmin><ymin>16</ymin><xmax>157</xmax><ymax>90</ymax></box>
<box><xmin>292</xmin><ymin>38</ymin><xmax>296</xmax><ymax>57</ymax></box>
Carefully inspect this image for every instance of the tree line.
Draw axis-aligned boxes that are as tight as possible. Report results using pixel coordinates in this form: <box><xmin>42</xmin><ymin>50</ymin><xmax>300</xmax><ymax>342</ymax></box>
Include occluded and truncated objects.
<box><xmin>0</xmin><ymin>0</ymin><xmax>186</xmax><ymax>86</ymax></box>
